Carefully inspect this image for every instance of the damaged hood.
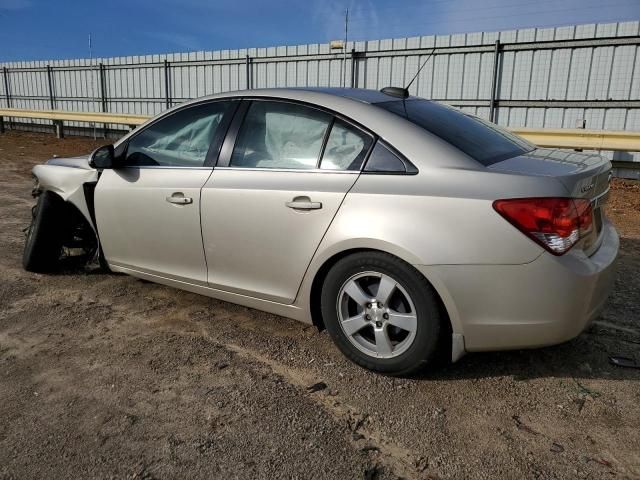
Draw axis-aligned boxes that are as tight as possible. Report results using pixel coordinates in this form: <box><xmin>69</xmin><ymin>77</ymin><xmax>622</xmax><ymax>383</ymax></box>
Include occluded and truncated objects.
<box><xmin>47</xmin><ymin>155</ymin><xmax>94</xmax><ymax>170</ymax></box>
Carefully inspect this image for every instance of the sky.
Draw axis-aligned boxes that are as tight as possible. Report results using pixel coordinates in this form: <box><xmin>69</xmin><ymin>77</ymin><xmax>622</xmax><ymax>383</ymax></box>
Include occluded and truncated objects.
<box><xmin>0</xmin><ymin>0</ymin><xmax>638</xmax><ymax>61</ymax></box>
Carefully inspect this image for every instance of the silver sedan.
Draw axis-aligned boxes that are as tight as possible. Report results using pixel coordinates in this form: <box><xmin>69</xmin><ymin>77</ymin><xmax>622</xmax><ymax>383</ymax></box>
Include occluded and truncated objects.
<box><xmin>23</xmin><ymin>88</ymin><xmax>619</xmax><ymax>375</ymax></box>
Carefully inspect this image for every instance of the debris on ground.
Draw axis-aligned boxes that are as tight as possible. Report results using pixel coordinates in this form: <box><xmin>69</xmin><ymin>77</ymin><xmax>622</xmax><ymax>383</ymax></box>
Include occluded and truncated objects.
<box><xmin>587</xmin><ymin>457</ymin><xmax>613</xmax><ymax>468</ymax></box>
<box><xmin>609</xmin><ymin>356</ymin><xmax>640</xmax><ymax>369</ymax></box>
<box><xmin>306</xmin><ymin>381</ymin><xmax>328</xmax><ymax>393</ymax></box>
<box><xmin>512</xmin><ymin>415</ymin><xmax>540</xmax><ymax>436</ymax></box>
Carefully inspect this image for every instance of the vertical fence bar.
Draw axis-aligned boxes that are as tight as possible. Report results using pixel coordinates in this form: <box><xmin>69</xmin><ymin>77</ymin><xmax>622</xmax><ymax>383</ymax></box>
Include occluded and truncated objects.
<box><xmin>2</xmin><ymin>67</ymin><xmax>11</xmax><ymax>108</ymax></box>
<box><xmin>99</xmin><ymin>63</ymin><xmax>107</xmax><ymax>112</ymax></box>
<box><xmin>350</xmin><ymin>49</ymin><xmax>357</xmax><ymax>88</ymax></box>
<box><xmin>164</xmin><ymin>60</ymin><xmax>171</xmax><ymax>109</ymax></box>
<box><xmin>99</xmin><ymin>63</ymin><xmax>108</xmax><ymax>136</ymax></box>
<box><xmin>245</xmin><ymin>55</ymin><xmax>251</xmax><ymax>89</ymax></box>
<box><xmin>46</xmin><ymin>65</ymin><xmax>56</xmax><ymax>110</ymax></box>
<box><xmin>2</xmin><ymin>67</ymin><xmax>12</xmax><ymax>130</ymax></box>
<box><xmin>0</xmin><ymin>67</ymin><xmax>5</xmax><ymax>133</ymax></box>
<box><xmin>46</xmin><ymin>64</ymin><xmax>62</xmax><ymax>136</ymax></box>
<box><xmin>489</xmin><ymin>40</ymin><xmax>501</xmax><ymax>123</ymax></box>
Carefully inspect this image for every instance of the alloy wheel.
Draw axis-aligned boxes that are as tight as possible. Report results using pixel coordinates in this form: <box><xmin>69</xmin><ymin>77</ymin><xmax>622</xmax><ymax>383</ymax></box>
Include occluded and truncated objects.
<box><xmin>336</xmin><ymin>271</ymin><xmax>418</xmax><ymax>359</ymax></box>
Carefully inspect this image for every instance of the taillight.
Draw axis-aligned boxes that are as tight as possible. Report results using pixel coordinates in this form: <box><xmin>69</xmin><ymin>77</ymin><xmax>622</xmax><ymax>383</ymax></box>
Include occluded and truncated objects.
<box><xmin>493</xmin><ymin>198</ymin><xmax>593</xmax><ymax>255</ymax></box>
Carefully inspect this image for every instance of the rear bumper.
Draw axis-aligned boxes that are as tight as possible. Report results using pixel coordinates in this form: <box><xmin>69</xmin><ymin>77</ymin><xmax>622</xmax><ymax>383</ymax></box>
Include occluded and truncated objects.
<box><xmin>416</xmin><ymin>218</ymin><xmax>619</xmax><ymax>352</ymax></box>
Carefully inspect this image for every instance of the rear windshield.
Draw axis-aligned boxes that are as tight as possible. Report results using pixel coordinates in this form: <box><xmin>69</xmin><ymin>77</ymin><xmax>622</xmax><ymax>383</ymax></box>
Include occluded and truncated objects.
<box><xmin>376</xmin><ymin>99</ymin><xmax>534</xmax><ymax>166</ymax></box>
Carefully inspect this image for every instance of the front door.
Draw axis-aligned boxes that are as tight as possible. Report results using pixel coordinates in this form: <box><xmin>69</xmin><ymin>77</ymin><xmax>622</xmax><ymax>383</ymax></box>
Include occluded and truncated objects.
<box><xmin>95</xmin><ymin>100</ymin><xmax>236</xmax><ymax>284</ymax></box>
<box><xmin>201</xmin><ymin>99</ymin><xmax>373</xmax><ymax>303</ymax></box>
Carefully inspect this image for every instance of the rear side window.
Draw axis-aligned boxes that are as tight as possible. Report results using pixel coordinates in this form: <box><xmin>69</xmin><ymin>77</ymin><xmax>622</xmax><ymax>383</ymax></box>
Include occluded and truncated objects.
<box><xmin>364</xmin><ymin>142</ymin><xmax>414</xmax><ymax>173</ymax></box>
<box><xmin>125</xmin><ymin>101</ymin><xmax>232</xmax><ymax>167</ymax></box>
<box><xmin>377</xmin><ymin>99</ymin><xmax>533</xmax><ymax>166</ymax></box>
<box><xmin>231</xmin><ymin>101</ymin><xmax>331</xmax><ymax>169</ymax></box>
<box><xmin>320</xmin><ymin>120</ymin><xmax>373</xmax><ymax>171</ymax></box>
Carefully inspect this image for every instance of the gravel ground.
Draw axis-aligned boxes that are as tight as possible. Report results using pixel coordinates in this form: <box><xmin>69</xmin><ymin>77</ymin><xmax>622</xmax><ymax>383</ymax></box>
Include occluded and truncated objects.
<box><xmin>0</xmin><ymin>131</ymin><xmax>639</xmax><ymax>480</ymax></box>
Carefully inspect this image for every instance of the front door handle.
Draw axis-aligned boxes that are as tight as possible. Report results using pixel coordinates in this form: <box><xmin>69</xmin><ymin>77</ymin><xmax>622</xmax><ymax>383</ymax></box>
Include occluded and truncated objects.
<box><xmin>286</xmin><ymin>196</ymin><xmax>322</xmax><ymax>210</ymax></box>
<box><xmin>166</xmin><ymin>193</ymin><xmax>193</xmax><ymax>205</ymax></box>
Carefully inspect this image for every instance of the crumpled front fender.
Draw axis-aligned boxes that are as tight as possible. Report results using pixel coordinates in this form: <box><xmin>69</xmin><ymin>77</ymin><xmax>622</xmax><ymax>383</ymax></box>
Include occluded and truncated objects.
<box><xmin>32</xmin><ymin>163</ymin><xmax>99</xmax><ymax>231</ymax></box>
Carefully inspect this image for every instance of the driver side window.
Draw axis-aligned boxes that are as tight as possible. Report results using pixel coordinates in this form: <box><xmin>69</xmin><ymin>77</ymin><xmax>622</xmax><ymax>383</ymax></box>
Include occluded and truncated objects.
<box><xmin>124</xmin><ymin>101</ymin><xmax>233</xmax><ymax>167</ymax></box>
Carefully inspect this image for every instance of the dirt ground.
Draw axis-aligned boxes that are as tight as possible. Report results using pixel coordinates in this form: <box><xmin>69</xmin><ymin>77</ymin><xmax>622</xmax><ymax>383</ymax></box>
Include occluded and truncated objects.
<box><xmin>0</xmin><ymin>131</ymin><xmax>638</xmax><ymax>480</ymax></box>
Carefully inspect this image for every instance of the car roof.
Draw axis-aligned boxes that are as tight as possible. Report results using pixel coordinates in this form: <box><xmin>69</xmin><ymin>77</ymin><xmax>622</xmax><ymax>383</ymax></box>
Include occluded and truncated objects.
<box><xmin>292</xmin><ymin>87</ymin><xmax>411</xmax><ymax>104</ymax></box>
<box><xmin>183</xmin><ymin>87</ymin><xmax>414</xmax><ymax>108</ymax></box>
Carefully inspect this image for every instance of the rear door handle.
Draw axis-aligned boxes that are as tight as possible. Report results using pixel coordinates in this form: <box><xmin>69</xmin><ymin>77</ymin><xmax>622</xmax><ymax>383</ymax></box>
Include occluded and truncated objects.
<box><xmin>166</xmin><ymin>193</ymin><xmax>193</xmax><ymax>205</ymax></box>
<box><xmin>286</xmin><ymin>197</ymin><xmax>322</xmax><ymax>210</ymax></box>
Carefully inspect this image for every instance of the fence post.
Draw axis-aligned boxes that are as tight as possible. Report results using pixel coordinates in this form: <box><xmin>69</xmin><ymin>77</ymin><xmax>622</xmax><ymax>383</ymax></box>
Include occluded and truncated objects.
<box><xmin>350</xmin><ymin>49</ymin><xmax>357</xmax><ymax>88</ymax></box>
<box><xmin>245</xmin><ymin>55</ymin><xmax>251</xmax><ymax>90</ymax></box>
<box><xmin>0</xmin><ymin>66</ymin><xmax>5</xmax><ymax>132</ymax></box>
<box><xmin>99</xmin><ymin>63</ymin><xmax>108</xmax><ymax>112</ymax></box>
<box><xmin>54</xmin><ymin>120</ymin><xmax>64</xmax><ymax>139</ymax></box>
<box><xmin>46</xmin><ymin>65</ymin><xmax>58</xmax><ymax>136</ymax></box>
<box><xmin>46</xmin><ymin>65</ymin><xmax>56</xmax><ymax>110</ymax></box>
<box><xmin>164</xmin><ymin>60</ymin><xmax>171</xmax><ymax>109</ymax></box>
<box><xmin>2</xmin><ymin>67</ymin><xmax>11</xmax><ymax>130</ymax></box>
<box><xmin>99</xmin><ymin>63</ymin><xmax>108</xmax><ymax>137</ymax></box>
<box><xmin>489</xmin><ymin>40</ymin><xmax>501</xmax><ymax>123</ymax></box>
<box><xmin>2</xmin><ymin>67</ymin><xmax>11</xmax><ymax>108</ymax></box>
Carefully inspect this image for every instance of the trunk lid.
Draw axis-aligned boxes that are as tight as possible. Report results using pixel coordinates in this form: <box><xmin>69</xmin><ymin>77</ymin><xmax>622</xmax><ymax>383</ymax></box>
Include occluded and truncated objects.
<box><xmin>488</xmin><ymin>148</ymin><xmax>612</xmax><ymax>200</ymax></box>
<box><xmin>489</xmin><ymin>148</ymin><xmax>613</xmax><ymax>255</ymax></box>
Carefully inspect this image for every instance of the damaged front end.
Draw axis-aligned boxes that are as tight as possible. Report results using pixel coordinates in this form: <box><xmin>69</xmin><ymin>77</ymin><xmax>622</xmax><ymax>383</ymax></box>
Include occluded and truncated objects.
<box><xmin>28</xmin><ymin>155</ymin><xmax>102</xmax><ymax>268</ymax></box>
<box><xmin>33</xmin><ymin>155</ymin><xmax>99</xmax><ymax>230</ymax></box>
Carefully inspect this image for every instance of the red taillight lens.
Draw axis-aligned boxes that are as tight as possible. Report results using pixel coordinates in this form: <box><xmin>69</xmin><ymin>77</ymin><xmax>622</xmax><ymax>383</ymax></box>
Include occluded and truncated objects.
<box><xmin>493</xmin><ymin>198</ymin><xmax>593</xmax><ymax>255</ymax></box>
<box><xmin>574</xmin><ymin>198</ymin><xmax>593</xmax><ymax>236</ymax></box>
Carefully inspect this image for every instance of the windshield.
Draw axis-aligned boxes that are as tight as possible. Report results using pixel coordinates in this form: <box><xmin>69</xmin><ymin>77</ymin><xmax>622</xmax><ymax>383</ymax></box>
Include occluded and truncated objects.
<box><xmin>376</xmin><ymin>99</ymin><xmax>534</xmax><ymax>166</ymax></box>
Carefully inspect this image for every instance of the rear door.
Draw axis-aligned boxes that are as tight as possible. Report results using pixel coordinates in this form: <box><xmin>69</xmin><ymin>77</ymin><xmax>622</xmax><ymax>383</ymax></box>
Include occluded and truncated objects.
<box><xmin>201</xmin><ymin>99</ymin><xmax>373</xmax><ymax>303</ymax></box>
<box><xmin>95</xmin><ymin>100</ymin><xmax>237</xmax><ymax>284</ymax></box>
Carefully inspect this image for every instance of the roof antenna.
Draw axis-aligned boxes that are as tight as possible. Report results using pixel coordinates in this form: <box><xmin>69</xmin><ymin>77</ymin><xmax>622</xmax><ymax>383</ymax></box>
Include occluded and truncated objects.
<box><xmin>380</xmin><ymin>46</ymin><xmax>436</xmax><ymax>99</ymax></box>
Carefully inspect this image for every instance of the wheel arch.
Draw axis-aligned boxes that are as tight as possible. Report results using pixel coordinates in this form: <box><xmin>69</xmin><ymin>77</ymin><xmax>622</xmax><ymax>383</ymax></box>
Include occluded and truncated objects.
<box><xmin>35</xmin><ymin>189</ymin><xmax>98</xmax><ymax>245</ymax></box>
<box><xmin>307</xmin><ymin>246</ymin><xmax>454</xmax><ymax>347</ymax></box>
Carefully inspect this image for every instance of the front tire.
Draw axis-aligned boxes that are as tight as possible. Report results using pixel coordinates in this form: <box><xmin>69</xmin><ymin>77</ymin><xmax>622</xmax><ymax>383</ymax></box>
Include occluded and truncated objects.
<box><xmin>321</xmin><ymin>252</ymin><xmax>443</xmax><ymax>376</ymax></box>
<box><xmin>23</xmin><ymin>191</ymin><xmax>66</xmax><ymax>272</ymax></box>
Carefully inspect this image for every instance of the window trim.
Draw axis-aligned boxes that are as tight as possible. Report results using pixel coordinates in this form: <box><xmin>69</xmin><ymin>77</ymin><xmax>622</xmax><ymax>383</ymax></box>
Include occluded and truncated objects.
<box><xmin>216</xmin><ymin>97</ymin><xmax>377</xmax><ymax>173</ymax></box>
<box><xmin>116</xmin><ymin>98</ymin><xmax>240</xmax><ymax>169</ymax></box>
<box><xmin>213</xmin><ymin>166</ymin><xmax>362</xmax><ymax>175</ymax></box>
<box><xmin>316</xmin><ymin>117</ymin><xmax>335</xmax><ymax>169</ymax></box>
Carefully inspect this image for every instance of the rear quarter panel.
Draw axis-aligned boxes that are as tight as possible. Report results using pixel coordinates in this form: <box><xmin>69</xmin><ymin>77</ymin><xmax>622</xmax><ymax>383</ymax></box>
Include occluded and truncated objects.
<box><xmin>295</xmin><ymin>166</ymin><xmax>568</xmax><ymax>322</ymax></box>
<box><xmin>316</xmin><ymin>167</ymin><xmax>566</xmax><ymax>267</ymax></box>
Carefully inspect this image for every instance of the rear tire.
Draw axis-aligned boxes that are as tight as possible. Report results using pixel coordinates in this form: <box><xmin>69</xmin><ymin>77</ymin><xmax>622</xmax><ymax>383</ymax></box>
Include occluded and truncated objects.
<box><xmin>321</xmin><ymin>251</ymin><xmax>443</xmax><ymax>376</ymax></box>
<box><xmin>23</xmin><ymin>191</ymin><xmax>66</xmax><ymax>272</ymax></box>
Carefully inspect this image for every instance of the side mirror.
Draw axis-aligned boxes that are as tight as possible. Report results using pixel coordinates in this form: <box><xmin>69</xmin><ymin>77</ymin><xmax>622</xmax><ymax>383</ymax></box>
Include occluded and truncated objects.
<box><xmin>90</xmin><ymin>144</ymin><xmax>115</xmax><ymax>169</ymax></box>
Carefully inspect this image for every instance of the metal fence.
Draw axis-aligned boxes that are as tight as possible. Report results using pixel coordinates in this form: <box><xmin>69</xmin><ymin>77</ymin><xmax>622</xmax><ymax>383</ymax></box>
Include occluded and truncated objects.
<box><xmin>1</xmin><ymin>21</ymin><xmax>639</xmax><ymax>160</ymax></box>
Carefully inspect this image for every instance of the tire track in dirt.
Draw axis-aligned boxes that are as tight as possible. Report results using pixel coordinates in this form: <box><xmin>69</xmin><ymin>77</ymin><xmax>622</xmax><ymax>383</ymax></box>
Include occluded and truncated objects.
<box><xmin>196</xmin><ymin>325</ymin><xmax>431</xmax><ymax>479</ymax></box>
